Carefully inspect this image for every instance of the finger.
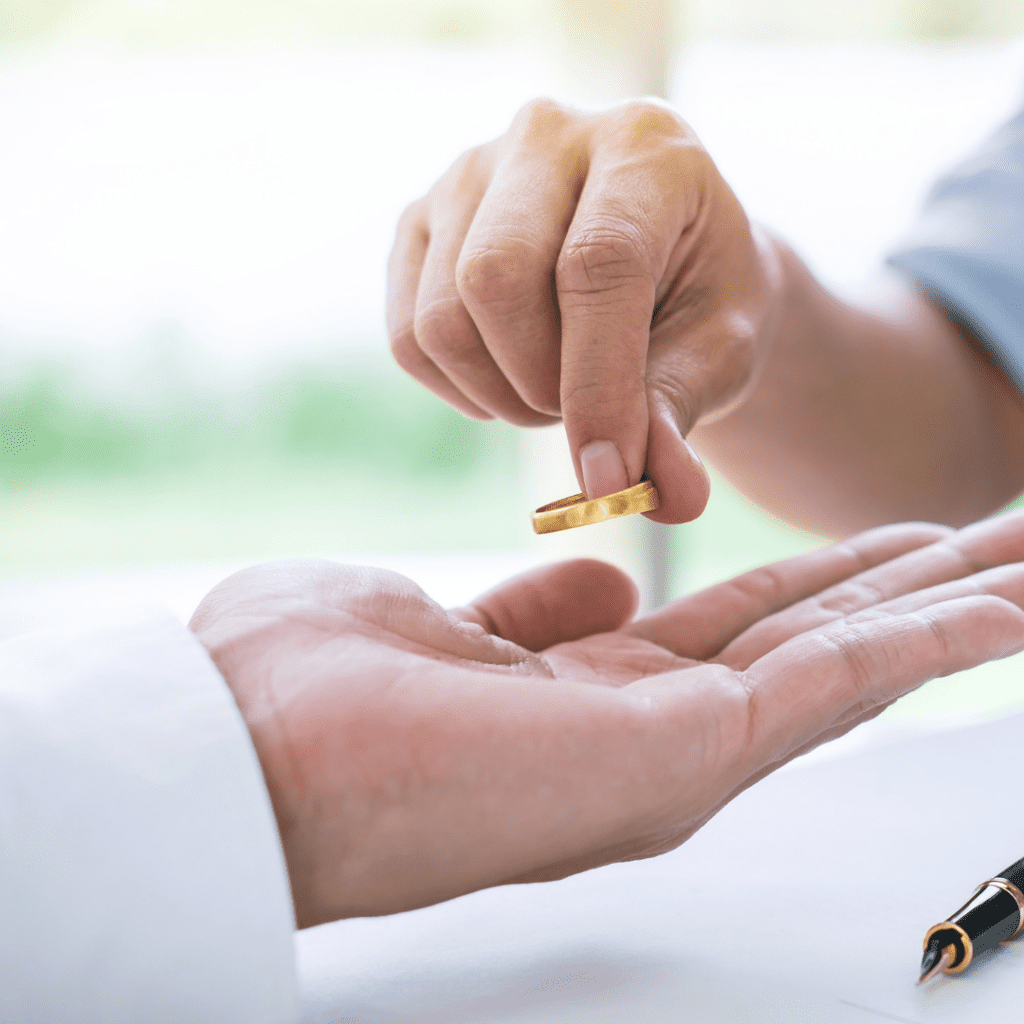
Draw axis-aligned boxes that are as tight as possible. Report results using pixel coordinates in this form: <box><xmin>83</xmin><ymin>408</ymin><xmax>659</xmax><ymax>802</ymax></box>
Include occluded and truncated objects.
<box><xmin>416</xmin><ymin>150</ymin><xmax>558</xmax><ymax>427</ymax></box>
<box><xmin>455</xmin><ymin>99</ymin><xmax>587</xmax><ymax>418</ymax></box>
<box><xmin>641</xmin><ymin>208</ymin><xmax>774</xmax><ymax>524</ymax></box>
<box><xmin>839</xmin><ymin>561</ymin><xmax>1024</xmax><ymax>631</ymax></box>
<box><xmin>557</xmin><ymin>106</ymin><xmax>700</xmax><ymax>499</ymax></box>
<box><xmin>642</xmin><ymin>389</ymin><xmax>710</xmax><ymax>523</ymax></box>
<box><xmin>717</xmin><ymin>509</ymin><xmax>1024</xmax><ymax>669</ymax></box>
<box><xmin>387</xmin><ymin>201</ymin><xmax>494</xmax><ymax>420</ymax></box>
<box><xmin>453</xmin><ymin>558</ymin><xmax>638</xmax><ymax>652</ymax></box>
<box><xmin>741</xmin><ymin>594</ymin><xmax>1024</xmax><ymax>766</ymax></box>
<box><xmin>625</xmin><ymin>522</ymin><xmax>950</xmax><ymax>659</ymax></box>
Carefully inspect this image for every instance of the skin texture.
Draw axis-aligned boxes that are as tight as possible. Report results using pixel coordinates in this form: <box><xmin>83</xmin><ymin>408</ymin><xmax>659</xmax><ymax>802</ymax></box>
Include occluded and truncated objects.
<box><xmin>387</xmin><ymin>98</ymin><xmax>1024</xmax><ymax>535</ymax></box>
<box><xmin>190</xmin><ymin>511</ymin><xmax>1024</xmax><ymax>929</ymax></box>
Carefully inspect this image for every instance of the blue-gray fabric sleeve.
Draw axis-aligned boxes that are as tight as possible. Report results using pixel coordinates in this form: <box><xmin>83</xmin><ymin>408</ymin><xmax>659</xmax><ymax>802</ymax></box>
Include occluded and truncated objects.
<box><xmin>887</xmin><ymin>105</ymin><xmax>1024</xmax><ymax>395</ymax></box>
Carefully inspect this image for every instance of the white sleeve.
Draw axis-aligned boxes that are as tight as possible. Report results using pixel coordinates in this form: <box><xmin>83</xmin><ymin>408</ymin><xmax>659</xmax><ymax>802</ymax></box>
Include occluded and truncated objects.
<box><xmin>0</xmin><ymin>608</ymin><xmax>299</xmax><ymax>1024</ymax></box>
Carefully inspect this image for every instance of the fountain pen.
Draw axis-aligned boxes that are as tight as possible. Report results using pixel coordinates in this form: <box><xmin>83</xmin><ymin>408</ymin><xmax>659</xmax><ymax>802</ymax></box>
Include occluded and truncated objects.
<box><xmin>919</xmin><ymin>855</ymin><xmax>1024</xmax><ymax>983</ymax></box>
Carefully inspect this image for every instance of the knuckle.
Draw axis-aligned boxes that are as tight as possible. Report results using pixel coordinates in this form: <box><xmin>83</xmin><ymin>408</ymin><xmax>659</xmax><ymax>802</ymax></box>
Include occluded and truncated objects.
<box><xmin>413</xmin><ymin>299</ymin><xmax>476</xmax><ymax>363</ymax></box>
<box><xmin>816</xmin><ymin>579</ymin><xmax>886</xmax><ymax>619</ymax></box>
<box><xmin>458</xmin><ymin>143</ymin><xmax>491</xmax><ymax>183</ymax></box>
<box><xmin>514</xmin><ymin>96</ymin><xmax>571</xmax><ymax>136</ymax></box>
<box><xmin>388</xmin><ymin>322</ymin><xmax>417</xmax><ymax>363</ymax></box>
<box><xmin>433</xmin><ymin>144</ymin><xmax>490</xmax><ymax>203</ymax></box>
<box><xmin>396</xmin><ymin>197</ymin><xmax>427</xmax><ymax>233</ymax></box>
<box><xmin>456</xmin><ymin>243</ymin><xmax>536</xmax><ymax>312</ymax></box>
<box><xmin>731</xmin><ymin>564</ymin><xmax>792</xmax><ymax>613</ymax></box>
<box><xmin>620</xmin><ymin>99</ymin><xmax>688</xmax><ymax>137</ymax></box>
<box><xmin>556</xmin><ymin>222</ymin><xmax>652</xmax><ymax>295</ymax></box>
<box><xmin>736</xmin><ymin>669</ymin><xmax>759</xmax><ymax>752</ymax></box>
<box><xmin>827</xmin><ymin>626</ymin><xmax>886</xmax><ymax>707</ymax></box>
<box><xmin>918</xmin><ymin>609</ymin><xmax>955</xmax><ymax>662</ymax></box>
<box><xmin>612</xmin><ymin>100</ymin><xmax>702</xmax><ymax>160</ymax></box>
<box><xmin>561</xmin><ymin>374</ymin><xmax>643</xmax><ymax>420</ymax></box>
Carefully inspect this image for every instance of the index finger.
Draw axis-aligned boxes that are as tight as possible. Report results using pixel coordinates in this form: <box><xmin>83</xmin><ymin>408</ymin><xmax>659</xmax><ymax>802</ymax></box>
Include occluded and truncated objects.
<box><xmin>556</xmin><ymin>105</ymin><xmax>702</xmax><ymax>510</ymax></box>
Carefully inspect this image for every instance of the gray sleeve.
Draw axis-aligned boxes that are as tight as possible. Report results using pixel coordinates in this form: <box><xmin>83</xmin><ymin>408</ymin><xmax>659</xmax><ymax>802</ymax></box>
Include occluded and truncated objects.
<box><xmin>887</xmin><ymin>105</ymin><xmax>1024</xmax><ymax>395</ymax></box>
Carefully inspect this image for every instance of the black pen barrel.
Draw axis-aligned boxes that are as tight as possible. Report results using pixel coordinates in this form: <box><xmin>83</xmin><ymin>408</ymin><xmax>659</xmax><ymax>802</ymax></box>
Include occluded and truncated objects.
<box><xmin>920</xmin><ymin>856</ymin><xmax>1024</xmax><ymax>980</ymax></box>
<box><xmin>999</xmin><ymin>855</ymin><xmax>1024</xmax><ymax>893</ymax></box>
<box><xmin>924</xmin><ymin>881</ymin><xmax>1023</xmax><ymax>974</ymax></box>
<box><xmin>953</xmin><ymin>888</ymin><xmax>1022</xmax><ymax>959</ymax></box>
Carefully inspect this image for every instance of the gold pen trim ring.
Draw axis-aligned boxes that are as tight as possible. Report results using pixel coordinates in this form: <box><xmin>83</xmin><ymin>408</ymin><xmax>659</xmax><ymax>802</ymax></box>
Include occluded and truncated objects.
<box><xmin>923</xmin><ymin>922</ymin><xmax>973</xmax><ymax>974</ymax></box>
<box><xmin>990</xmin><ymin>877</ymin><xmax>1024</xmax><ymax>939</ymax></box>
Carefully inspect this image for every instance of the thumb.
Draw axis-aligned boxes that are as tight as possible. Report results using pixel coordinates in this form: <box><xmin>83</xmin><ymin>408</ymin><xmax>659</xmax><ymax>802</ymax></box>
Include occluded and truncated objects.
<box><xmin>642</xmin><ymin>388</ymin><xmax>711</xmax><ymax>524</ymax></box>
<box><xmin>453</xmin><ymin>559</ymin><xmax>638</xmax><ymax>652</ymax></box>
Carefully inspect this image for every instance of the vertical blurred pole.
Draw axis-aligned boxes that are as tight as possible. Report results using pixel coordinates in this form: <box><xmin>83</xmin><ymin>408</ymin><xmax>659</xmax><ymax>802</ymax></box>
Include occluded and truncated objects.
<box><xmin>555</xmin><ymin>0</ymin><xmax>677</xmax><ymax>610</ymax></box>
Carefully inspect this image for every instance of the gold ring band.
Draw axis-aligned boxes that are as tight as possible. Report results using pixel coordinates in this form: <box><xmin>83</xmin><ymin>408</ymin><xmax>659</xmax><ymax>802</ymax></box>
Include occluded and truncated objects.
<box><xmin>531</xmin><ymin>480</ymin><xmax>660</xmax><ymax>535</ymax></box>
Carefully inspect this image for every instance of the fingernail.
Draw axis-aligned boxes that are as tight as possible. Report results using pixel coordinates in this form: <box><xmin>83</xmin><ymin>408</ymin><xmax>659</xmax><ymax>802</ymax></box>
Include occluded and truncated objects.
<box><xmin>580</xmin><ymin>440</ymin><xmax>629</xmax><ymax>500</ymax></box>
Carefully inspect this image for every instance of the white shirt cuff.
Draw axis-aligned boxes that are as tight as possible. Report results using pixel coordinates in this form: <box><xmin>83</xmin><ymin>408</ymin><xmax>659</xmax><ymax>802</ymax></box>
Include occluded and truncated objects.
<box><xmin>0</xmin><ymin>608</ymin><xmax>299</xmax><ymax>1024</ymax></box>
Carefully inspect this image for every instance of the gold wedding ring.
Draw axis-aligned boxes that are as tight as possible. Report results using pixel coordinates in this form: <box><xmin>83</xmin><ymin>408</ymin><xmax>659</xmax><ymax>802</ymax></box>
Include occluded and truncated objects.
<box><xmin>531</xmin><ymin>480</ymin><xmax>660</xmax><ymax>534</ymax></box>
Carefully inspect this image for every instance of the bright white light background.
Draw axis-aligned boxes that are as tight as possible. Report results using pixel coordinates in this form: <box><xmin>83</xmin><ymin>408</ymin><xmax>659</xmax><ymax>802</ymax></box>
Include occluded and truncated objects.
<box><xmin>2</xmin><ymin>39</ymin><xmax>1022</xmax><ymax>370</ymax></box>
<box><xmin>2</xmin><ymin>18</ymin><xmax>1024</xmax><ymax>724</ymax></box>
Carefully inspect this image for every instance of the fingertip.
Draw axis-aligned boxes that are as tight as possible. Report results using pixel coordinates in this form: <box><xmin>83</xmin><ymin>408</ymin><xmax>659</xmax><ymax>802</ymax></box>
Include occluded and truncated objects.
<box><xmin>643</xmin><ymin>403</ymin><xmax>711</xmax><ymax>524</ymax></box>
<box><xmin>389</xmin><ymin>335</ymin><xmax>496</xmax><ymax>421</ymax></box>
<box><xmin>602</xmin><ymin>558</ymin><xmax>641</xmax><ymax>621</ymax></box>
<box><xmin>557</xmin><ymin>558</ymin><xmax>641</xmax><ymax>629</ymax></box>
<box><xmin>463</xmin><ymin>558</ymin><xmax>639</xmax><ymax>651</ymax></box>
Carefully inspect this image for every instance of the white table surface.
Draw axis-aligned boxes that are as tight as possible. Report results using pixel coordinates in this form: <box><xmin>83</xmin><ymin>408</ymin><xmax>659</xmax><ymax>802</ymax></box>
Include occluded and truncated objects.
<box><xmin>295</xmin><ymin>711</ymin><xmax>1024</xmax><ymax>1024</ymax></box>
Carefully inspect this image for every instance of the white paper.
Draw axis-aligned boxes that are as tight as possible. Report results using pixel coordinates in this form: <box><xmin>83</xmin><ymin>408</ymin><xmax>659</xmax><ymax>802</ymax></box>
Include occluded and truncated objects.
<box><xmin>296</xmin><ymin>710</ymin><xmax>1024</xmax><ymax>1023</ymax></box>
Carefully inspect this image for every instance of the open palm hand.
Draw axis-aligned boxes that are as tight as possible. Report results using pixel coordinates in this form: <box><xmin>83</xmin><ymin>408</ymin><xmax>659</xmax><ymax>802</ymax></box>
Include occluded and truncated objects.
<box><xmin>190</xmin><ymin>513</ymin><xmax>1024</xmax><ymax>929</ymax></box>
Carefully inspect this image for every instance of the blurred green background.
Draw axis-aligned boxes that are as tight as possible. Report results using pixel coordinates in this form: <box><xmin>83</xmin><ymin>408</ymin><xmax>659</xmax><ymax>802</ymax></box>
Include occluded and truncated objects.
<box><xmin>1</xmin><ymin>351</ymin><xmax>521</xmax><ymax>564</ymax></box>
<box><xmin>2</xmin><ymin>0</ymin><xmax>1024</xmax><ymax>724</ymax></box>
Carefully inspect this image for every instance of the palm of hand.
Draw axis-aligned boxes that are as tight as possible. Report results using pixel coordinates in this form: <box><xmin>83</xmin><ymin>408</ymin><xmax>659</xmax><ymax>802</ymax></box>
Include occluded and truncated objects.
<box><xmin>191</xmin><ymin>514</ymin><xmax>1024</xmax><ymax>929</ymax></box>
